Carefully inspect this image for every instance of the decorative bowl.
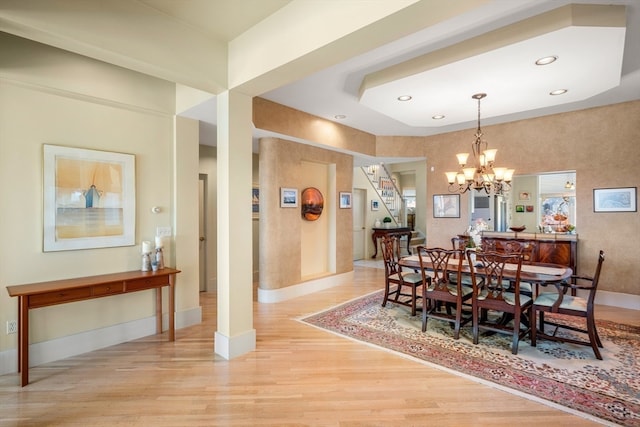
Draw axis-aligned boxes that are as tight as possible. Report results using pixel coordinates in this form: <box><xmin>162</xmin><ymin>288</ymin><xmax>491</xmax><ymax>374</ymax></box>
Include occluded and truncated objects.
<box><xmin>509</xmin><ymin>226</ymin><xmax>526</xmax><ymax>232</ymax></box>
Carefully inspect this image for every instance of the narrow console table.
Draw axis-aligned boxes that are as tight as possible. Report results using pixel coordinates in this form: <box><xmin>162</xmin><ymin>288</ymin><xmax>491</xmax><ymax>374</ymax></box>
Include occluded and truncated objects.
<box><xmin>371</xmin><ymin>227</ymin><xmax>412</xmax><ymax>258</ymax></box>
<box><xmin>6</xmin><ymin>268</ymin><xmax>180</xmax><ymax>386</ymax></box>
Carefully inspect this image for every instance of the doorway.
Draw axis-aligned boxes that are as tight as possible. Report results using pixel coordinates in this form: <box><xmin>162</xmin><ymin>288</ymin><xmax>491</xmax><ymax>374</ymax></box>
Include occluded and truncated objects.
<box><xmin>198</xmin><ymin>174</ymin><xmax>207</xmax><ymax>292</ymax></box>
<box><xmin>352</xmin><ymin>188</ymin><xmax>366</xmax><ymax>260</ymax></box>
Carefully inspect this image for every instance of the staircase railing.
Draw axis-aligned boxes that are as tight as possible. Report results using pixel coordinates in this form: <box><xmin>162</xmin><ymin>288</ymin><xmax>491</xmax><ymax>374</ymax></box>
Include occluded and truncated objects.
<box><xmin>361</xmin><ymin>164</ymin><xmax>406</xmax><ymax>225</ymax></box>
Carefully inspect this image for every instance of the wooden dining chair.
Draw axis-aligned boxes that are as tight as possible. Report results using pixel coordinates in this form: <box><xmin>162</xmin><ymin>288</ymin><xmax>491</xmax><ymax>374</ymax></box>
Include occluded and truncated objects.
<box><xmin>417</xmin><ymin>247</ymin><xmax>472</xmax><ymax>338</ymax></box>
<box><xmin>531</xmin><ymin>250</ymin><xmax>605</xmax><ymax>360</ymax></box>
<box><xmin>467</xmin><ymin>250</ymin><xmax>532</xmax><ymax>355</ymax></box>
<box><xmin>480</xmin><ymin>239</ymin><xmax>537</xmax><ymax>297</ymax></box>
<box><xmin>380</xmin><ymin>235</ymin><xmax>425</xmax><ymax>316</ymax></box>
<box><xmin>451</xmin><ymin>236</ymin><xmax>470</xmax><ymax>251</ymax></box>
<box><xmin>450</xmin><ymin>237</ymin><xmax>473</xmax><ymax>286</ymax></box>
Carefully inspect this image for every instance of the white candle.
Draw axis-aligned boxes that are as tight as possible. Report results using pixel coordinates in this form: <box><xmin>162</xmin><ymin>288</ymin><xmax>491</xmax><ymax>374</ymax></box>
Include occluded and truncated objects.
<box><xmin>155</xmin><ymin>236</ymin><xmax>163</xmax><ymax>248</ymax></box>
<box><xmin>142</xmin><ymin>240</ymin><xmax>152</xmax><ymax>253</ymax></box>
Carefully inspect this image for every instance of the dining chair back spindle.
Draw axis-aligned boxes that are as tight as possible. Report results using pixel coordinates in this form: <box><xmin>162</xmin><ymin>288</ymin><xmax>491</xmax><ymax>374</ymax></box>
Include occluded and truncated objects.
<box><xmin>417</xmin><ymin>247</ymin><xmax>472</xmax><ymax>338</ymax></box>
<box><xmin>468</xmin><ymin>251</ymin><xmax>533</xmax><ymax>355</ymax></box>
<box><xmin>380</xmin><ymin>235</ymin><xmax>425</xmax><ymax>316</ymax></box>
<box><xmin>531</xmin><ymin>250</ymin><xmax>605</xmax><ymax>359</ymax></box>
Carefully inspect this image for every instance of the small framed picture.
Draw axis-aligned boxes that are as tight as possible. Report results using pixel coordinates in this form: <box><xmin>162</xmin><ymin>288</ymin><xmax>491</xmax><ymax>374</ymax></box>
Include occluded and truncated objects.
<box><xmin>433</xmin><ymin>194</ymin><xmax>460</xmax><ymax>218</ymax></box>
<box><xmin>526</xmin><ymin>205</ymin><xmax>534</xmax><ymax>212</ymax></box>
<box><xmin>280</xmin><ymin>187</ymin><xmax>298</xmax><ymax>208</ymax></box>
<box><xmin>371</xmin><ymin>200</ymin><xmax>379</xmax><ymax>211</ymax></box>
<box><xmin>252</xmin><ymin>185</ymin><xmax>259</xmax><ymax>218</ymax></box>
<box><xmin>339</xmin><ymin>192</ymin><xmax>352</xmax><ymax>209</ymax></box>
<box><xmin>515</xmin><ymin>205</ymin><xmax>525</xmax><ymax>213</ymax></box>
<box><xmin>519</xmin><ymin>192</ymin><xmax>531</xmax><ymax>201</ymax></box>
<box><xmin>593</xmin><ymin>187</ymin><xmax>637</xmax><ymax>212</ymax></box>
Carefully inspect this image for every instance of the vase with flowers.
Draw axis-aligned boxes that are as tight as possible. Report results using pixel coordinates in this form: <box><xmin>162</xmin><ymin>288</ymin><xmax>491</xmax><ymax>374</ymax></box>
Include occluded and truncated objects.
<box><xmin>467</xmin><ymin>218</ymin><xmax>489</xmax><ymax>248</ymax></box>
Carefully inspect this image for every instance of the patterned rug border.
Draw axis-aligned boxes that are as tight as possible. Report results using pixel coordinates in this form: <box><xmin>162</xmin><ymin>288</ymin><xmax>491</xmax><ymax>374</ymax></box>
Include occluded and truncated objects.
<box><xmin>296</xmin><ymin>290</ymin><xmax>638</xmax><ymax>427</ymax></box>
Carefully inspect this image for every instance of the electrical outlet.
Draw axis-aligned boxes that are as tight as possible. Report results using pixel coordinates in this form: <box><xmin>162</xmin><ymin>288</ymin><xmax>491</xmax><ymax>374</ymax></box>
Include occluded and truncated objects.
<box><xmin>6</xmin><ymin>320</ymin><xmax>17</xmax><ymax>334</ymax></box>
<box><xmin>156</xmin><ymin>226</ymin><xmax>171</xmax><ymax>237</ymax></box>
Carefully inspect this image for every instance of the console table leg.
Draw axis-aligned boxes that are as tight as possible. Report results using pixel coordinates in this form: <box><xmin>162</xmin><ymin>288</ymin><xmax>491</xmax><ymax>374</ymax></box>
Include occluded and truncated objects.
<box><xmin>371</xmin><ymin>233</ymin><xmax>379</xmax><ymax>258</ymax></box>
<box><xmin>19</xmin><ymin>296</ymin><xmax>29</xmax><ymax>387</ymax></box>
<box><xmin>168</xmin><ymin>274</ymin><xmax>175</xmax><ymax>342</ymax></box>
<box><xmin>156</xmin><ymin>288</ymin><xmax>162</xmax><ymax>335</ymax></box>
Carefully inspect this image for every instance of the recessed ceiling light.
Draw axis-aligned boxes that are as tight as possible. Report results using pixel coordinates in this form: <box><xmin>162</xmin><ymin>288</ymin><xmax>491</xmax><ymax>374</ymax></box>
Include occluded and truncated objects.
<box><xmin>432</xmin><ymin>115</ymin><xmax>445</xmax><ymax>120</ymax></box>
<box><xmin>535</xmin><ymin>55</ymin><xmax>558</xmax><ymax>65</ymax></box>
<box><xmin>397</xmin><ymin>95</ymin><xmax>412</xmax><ymax>101</ymax></box>
<box><xmin>334</xmin><ymin>114</ymin><xmax>346</xmax><ymax>119</ymax></box>
<box><xmin>550</xmin><ymin>89</ymin><xmax>568</xmax><ymax>95</ymax></box>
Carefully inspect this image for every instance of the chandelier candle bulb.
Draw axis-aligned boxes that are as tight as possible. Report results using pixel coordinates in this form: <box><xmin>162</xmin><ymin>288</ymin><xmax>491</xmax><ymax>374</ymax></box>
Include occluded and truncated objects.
<box><xmin>456</xmin><ymin>153</ymin><xmax>469</xmax><ymax>165</ymax></box>
<box><xmin>483</xmin><ymin>149</ymin><xmax>497</xmax><ymax>163</ymax></box>
<box><xmin>494</xmin><ymin>167</ymin><xmax>507</xmax><ymax>181</ymax></box>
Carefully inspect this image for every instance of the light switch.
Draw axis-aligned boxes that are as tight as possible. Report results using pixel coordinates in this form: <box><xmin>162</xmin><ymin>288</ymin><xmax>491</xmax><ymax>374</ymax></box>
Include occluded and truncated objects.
<box><xmin>156</xmin><ymin>226</ymin><xmax>172</xmax><ymax>237</ymax></box>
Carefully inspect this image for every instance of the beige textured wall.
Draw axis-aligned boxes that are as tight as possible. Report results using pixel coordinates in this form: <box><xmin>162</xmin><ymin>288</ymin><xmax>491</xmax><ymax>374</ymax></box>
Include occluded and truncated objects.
<box><xmin>254</xmin><ymin>98</ymin><xmax>377</xmax><ymax>156</ymax></box>
<box><xmin>413</xmin><ymin>101</ymin><xmax>639</xmax><ymax>296</ymax></box>
<box><xmin>255</xmin><ymin>95</ymin><xmax>639</xmax><ymax>296</ymax></box>
<box><xmin>258</xmin><ymin>138</ymin><xmax>353</xmax><ymax>290</ymax></box>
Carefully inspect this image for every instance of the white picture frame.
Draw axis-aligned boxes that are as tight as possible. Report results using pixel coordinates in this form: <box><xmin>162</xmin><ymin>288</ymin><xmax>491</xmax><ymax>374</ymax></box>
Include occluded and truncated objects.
<box><xmin>43</xmin><ymin>144</ymin><xmax>136</xmax><ymax>251</ymax></box>
<box><xmin>280</xmin><ymin>187</ymin><xmax>298</xmax><ymax>208</ymax></box>
<box><xmin>339</xmin><ymin>192</ymin><xmax>352</xmax><ymax>209</ymax></box>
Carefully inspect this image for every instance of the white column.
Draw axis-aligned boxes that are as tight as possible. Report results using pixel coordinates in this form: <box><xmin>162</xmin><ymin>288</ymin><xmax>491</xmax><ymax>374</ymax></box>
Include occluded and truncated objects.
<box><xmin>214</xmin><ymin>90</ymin><xmax>256</xmax><ymax>358</ymax></box>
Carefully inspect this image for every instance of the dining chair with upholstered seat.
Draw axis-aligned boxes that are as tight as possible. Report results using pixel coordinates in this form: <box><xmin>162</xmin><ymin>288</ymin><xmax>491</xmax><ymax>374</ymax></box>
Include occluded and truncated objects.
<box><xmin>531</xmin><ymin>250</ymin><xmax>605</xmax><ymax>360</ymax></box>
<box><xmin>450</xmin><ymin>237</ymin><xmax>473</xmax><ymax>286</ymax></box>
<box><xmin>503</xmin><ymin>240</ymin><xmax>537</xmax><ymax>297</ymax></box>
<box><xmin>480</xmin><ymin>239</ymin><xmax>537</xmax><ymax>297</ymax></box>
<box><xmin>417</xmin><ymin>247</ymin><xmax>472</xmax><ymax>338</ymax></box>
<box><xmin>451</xmin><ymin>236</ymin><xmax>470</xmax><ymax>251</ymax></box>
<box><xmin>380</xmin><ymin>235</ymin><xmax>425</xmax><ymax>316</ymax></box>
<box><xmin>468</xmin><ymin>251</ymin><xmax>532</xmax><ymax>355</ymax></box>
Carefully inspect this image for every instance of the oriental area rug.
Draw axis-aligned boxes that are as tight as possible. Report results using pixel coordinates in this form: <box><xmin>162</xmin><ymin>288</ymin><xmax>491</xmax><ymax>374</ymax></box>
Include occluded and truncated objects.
<box><xmin>299</xmin><ymin>291</ymin><xmax>639</xmax><ymax>426</ymax></box>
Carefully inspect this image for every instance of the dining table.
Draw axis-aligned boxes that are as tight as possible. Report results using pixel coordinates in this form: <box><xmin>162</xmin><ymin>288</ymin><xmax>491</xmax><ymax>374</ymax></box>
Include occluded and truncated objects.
<box><xmin>399</xmin><ymin>254</ymin><xmax>573</xmax><ymax>311</ymax></box>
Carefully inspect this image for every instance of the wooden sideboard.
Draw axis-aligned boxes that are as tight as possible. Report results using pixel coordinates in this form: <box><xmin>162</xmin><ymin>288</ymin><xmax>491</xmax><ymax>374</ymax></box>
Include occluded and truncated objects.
<box><xmin>371</xmin><ymin>227</ymin><xmax>412</xmax><ymax>258</ymax></box>
<box><xmin>480</xmin><ymin>231</ymin><xmax>578</xmax><ymax>273</ymax></box>
<box><xmin>6</xmin><ymin>268</ymin><xmax>180</xmax><ymax>386</ymax></box>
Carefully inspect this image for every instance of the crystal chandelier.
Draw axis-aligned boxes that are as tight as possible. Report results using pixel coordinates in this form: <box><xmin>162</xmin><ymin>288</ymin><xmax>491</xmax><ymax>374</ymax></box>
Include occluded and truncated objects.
<box><xmin>445</xmin><ymin>93</ymin><xmax>514</xmax><ymax>195</ymax></box>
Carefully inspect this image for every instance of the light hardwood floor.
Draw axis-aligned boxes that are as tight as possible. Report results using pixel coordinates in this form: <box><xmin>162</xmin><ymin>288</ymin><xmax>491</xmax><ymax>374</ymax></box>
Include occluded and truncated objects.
<box><xmin>1</xmin><ymin>265</ymin><xmax>637</xmax><ymax>426</ymax></box>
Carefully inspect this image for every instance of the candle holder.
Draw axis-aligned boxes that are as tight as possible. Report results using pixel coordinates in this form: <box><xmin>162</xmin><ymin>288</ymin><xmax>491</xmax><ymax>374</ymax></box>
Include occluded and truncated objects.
<box><xmin>141</xmin><ymin>251</ymin><xmax>152</xmax><ymax>271</ymax></box>
<box><xmin>155</xmin><ymin>246</ymin><xmax>164</xmax><ymax>270</ymax></box>
<box><xmin>141</xmin><ymin>240</ymin><xmax>153</xmax><ymax>271</ymax></box>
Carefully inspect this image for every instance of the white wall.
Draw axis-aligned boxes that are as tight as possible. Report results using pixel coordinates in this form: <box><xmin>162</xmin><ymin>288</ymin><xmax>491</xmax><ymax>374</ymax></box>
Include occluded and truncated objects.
<box><xmin>0</xmin><ymin>33</ymin><xmax>201</xmax><ymax>371</ymax></box>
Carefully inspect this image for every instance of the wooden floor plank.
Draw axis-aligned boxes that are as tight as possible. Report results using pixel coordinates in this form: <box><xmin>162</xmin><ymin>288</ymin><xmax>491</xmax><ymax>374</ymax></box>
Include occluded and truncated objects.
<box><xmin>1</xmin><ymin>265</ymin><xmax>636</xmax><ymax>426</ymax></box>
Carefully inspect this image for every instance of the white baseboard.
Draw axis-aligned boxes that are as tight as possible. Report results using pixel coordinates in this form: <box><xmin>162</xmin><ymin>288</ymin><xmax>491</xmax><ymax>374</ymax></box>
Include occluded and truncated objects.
<box><xmin>594</xmin><ymin>290</ymin><xmax>640</xmax><ymax>310</ymax></box>
<box><xmin>214</xmin><ymin>328</ymin><xmax>256</xmax><ymax>360</ymax></box>
<box><xmin>257</xmin><ymin>271</ymin><xmax>354</xmax><ymax>303</ymax></box>
<box><xmin>0</xmin><ymin>306</ymin><xmax>201</xmax><ymax>376</ymax></box>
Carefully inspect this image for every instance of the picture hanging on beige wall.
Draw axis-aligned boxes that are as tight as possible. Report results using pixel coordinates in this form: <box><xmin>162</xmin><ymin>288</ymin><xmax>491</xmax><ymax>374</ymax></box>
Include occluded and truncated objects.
<box><xmin>339</xmin><ymin>192</ymin><xmax>351</xmax><ymax>209</ymax></box>
<box><xmin>593</xmin><ymin>187</ymin><xmax>637</xmax><ymax>212</ymax></box>
<box><xmin>252</xmin><ymin>185</ymin><xmax>259</xmax><ymax>218</ymax></box>
<box><xmin>43</xmin><ymin>144</ymin><xmax>136</xmax><ymax>251</ymax></box>
<box><xmin>433</xmin><ymin>194</ymin><xmax>460</xmax><ymax>218</ymax></box>
<box><xmin>280</xmin><ymin>187</ymin><xmax>298</xmax><ymax>208</ymax></box>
